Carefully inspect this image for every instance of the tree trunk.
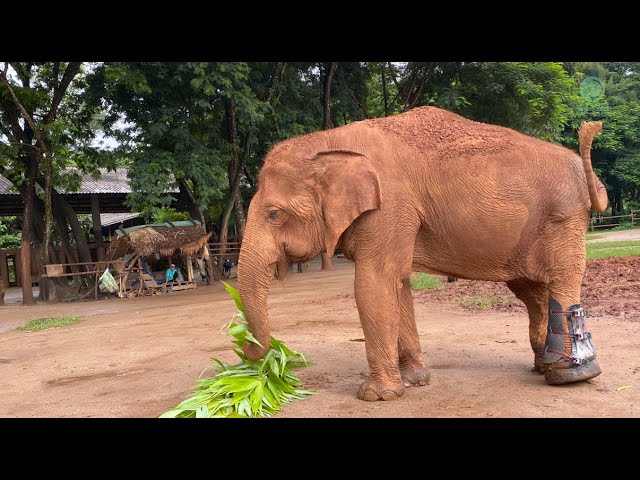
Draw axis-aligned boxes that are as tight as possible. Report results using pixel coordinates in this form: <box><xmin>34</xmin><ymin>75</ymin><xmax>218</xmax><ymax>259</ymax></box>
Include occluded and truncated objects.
<box><xmin>41</xmin><ymin>147</ymin><xmax>53</xmax><ymax>266</ymax></box>
<box><xmin>322</xmin><ymin>62</ymin><xmax>338</xmax><ymax>130</ymax></box>
<box><xmin>53</xmin><ymin>191</ymin><xmax>92</xmax><ymax>264</ymax></box>
<box><xmin>20</xmin><ymin>238</ymin><xmax>34</xmax><ymax>305</ymax></box>
<box><xmin>381</xmin><ymin>63</ymin><xmax>389</xmax><ymax>116</ymax></box>
<box><xmin>20</xmin><ymin>154</ymin><xmax>38</xmax><ymax>305</ymax></box>
<box><xmin>320</xmin><ymin>62</ymin><xmax>338</xmax><ymax>270</ymax></box>
<box><xmin>0</xmin><ymin>277</ymin><xmax>5</xmax><ymax>306</ymax></box>
<box><xmin>91</xmin><ymin>194</ymin><xmax>104</xmax><ymax>260</ymax></box>
<box><xmin>178</xmin><ymin>178</ymin><xmax>206</xmax><ymax>226</ymax></box>
<box><xmin>612</xmin><ymin>189</ymin><xmax>624</xmax><ymax>217</ymax></box>
<box><xmin>219</xmin><ymin>98</ymin><xmax>243</xmax><ymax>275</ymax></box>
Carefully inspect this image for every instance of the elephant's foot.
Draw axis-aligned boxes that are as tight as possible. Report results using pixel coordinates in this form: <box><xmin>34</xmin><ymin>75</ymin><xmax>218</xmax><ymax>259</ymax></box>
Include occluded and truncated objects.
<box><xmin>400</xmin><ymin>363</ymin><xmax>431</xmax><ymax>387</ymax></box>
<box><xmin>542</xmin><ymin>300</ymin><xmax>601</xmax><ymax>385</ymax></box>
<box><xmin>357</xmin><ymin>377</ymin><xmax>406</xmax><ymax>402</ymax></box>
<box><xmin>544</xmin><ymin>359</ymin><xmax>602</xmax><ymax>385</ymax></box>
<box><xmin>531</xmin><ymin>355</ymin><xmax>546</xmax><ymax>374</ymax></box>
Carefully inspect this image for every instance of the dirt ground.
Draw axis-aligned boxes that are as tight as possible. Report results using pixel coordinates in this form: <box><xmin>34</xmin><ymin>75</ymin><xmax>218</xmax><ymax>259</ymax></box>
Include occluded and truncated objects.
<box><xmin>1</xmin><ymin>236</ymin><xmax>639</xmax><ymax>417</ymax></box>
<box><xmin>587</xmin><ymin>228</ymin><xmax>640</xmax><ymax>243</ymax></box>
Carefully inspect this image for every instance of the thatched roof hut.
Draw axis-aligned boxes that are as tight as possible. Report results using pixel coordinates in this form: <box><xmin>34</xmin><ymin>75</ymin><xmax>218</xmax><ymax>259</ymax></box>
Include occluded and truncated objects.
<box><xmin>106</xmin><ymin>222</ymin><xmax>211</xmax><ymax>260</ymax></box>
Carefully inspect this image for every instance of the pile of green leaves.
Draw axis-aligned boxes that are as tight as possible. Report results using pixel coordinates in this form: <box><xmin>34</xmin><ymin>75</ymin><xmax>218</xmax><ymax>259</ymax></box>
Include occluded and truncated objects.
<box><xmin>160</xmin><ymin>283</ymin><xmax>312</xmax><ymax>418</ymax></box>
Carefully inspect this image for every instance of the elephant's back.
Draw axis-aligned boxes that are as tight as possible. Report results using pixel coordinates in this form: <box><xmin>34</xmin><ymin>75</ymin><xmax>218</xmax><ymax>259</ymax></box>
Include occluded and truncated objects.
<box><xmin>369</xmin><ymin>106</ymin><xmax>564</xmax><ymax>161</ymax></box>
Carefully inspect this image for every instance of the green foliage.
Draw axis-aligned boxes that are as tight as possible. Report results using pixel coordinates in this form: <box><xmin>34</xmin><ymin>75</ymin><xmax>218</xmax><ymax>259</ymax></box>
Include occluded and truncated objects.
<box><xmin>17</xmin><ymin>316</ymin><xmax>82</xmax><ymax>331</ymax></box>
<box><xmin>586</xmin><ymin>240</ymin><xmax>640</xmax><ymax>259</ymax></box>
<box><xmin>609</xmin><ymin>221</ymin><xmax>637</xmax><ymax>231</ymax></box>
<box><xmin>96</xmin><ymin>62</ymin><xmax>269</xmax><ymax>224</ymax></box>
<box><xmin>562</xmin><ymin>62</ymin><xmax>640</xmax><ymax>215</ymax></box>
<box><xmin>438</xmin><ymin>62</ymin><xmax>577</xmax><ymax>141</ymax></box>
<box><xmin>160</xmin><ymin>283</ymin><xmax>312</xmax><ymax>418</ymax></box>
<box><xmin>5</xmin><ymin>61</ymin><xmax>640</xmax><ymax>250</ymax></box>
<box><xmin>0</xmin><ymin>217</ymin><xmax>21</xmax><ymax>249</ymax></box>
<box><xmin>462</xmin><ymin>294</ymin><xmax>506</xmax><ymax>310</ymax></box>
<box><xmin>0</xmin><ymin>62</ymin><xmax>117</xmax><ymax>203</ymax></box>
<box><xmin>410</xmin><ymin>273</ymin><xmax>444</xmax><ymax>291</ymax></box>
<box><xmin>152</xmin><ymin>207</ymin><xmax>190</xmax><ymax>223</ymax></box>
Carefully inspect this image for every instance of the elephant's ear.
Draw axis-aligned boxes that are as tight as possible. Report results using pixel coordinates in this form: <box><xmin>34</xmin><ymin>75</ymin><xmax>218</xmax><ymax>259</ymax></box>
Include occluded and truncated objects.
<box><xmin>312</xmin><ymin>150</ymin><xmax>381</xmax><ymax>257</ymax></box>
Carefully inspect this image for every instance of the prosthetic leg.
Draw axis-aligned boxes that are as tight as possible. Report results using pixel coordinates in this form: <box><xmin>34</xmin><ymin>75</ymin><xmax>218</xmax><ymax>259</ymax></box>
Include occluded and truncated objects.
<box><xmin>542</xmin><ymin>298</ymin><xmax>602</xmax><ymax>385</ymax></box>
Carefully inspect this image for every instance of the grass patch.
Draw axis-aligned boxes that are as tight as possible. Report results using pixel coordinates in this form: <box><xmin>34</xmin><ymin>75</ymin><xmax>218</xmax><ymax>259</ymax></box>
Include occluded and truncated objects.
<box><xmin>17</xmin><ymin>316</ymin><xmax>82</xmax><ymax>331</ymax></box>
<box><xmin>462</xmin><ymin>294</ymin><xmax>506</xmax><ymax>310</ymax></box>
<box><xmin>410</xmin><ymin>273</ymin><xmax>444</xmax><ymax>291</ymax></box>
<box><xmin>586</xmin><ymin>240</ymin><xmax>640</xmax><ymax>260</ymax></box>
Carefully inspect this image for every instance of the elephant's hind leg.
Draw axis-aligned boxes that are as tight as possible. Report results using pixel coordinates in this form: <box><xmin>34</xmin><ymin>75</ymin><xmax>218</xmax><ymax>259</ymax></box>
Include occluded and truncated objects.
<box><xmin>505</xmin><ymin>279</ymin><xmax>549</xmax><ymax>373</ymax></box>
<box><xmin>543</xmin><ymin>278</ymin><xmax>602</xmax><ymax>385</ymax></box>
<box><xmin>398</xmin><ymin>277</ymin><xmax>430</xmax><ymax>387</ymax></box>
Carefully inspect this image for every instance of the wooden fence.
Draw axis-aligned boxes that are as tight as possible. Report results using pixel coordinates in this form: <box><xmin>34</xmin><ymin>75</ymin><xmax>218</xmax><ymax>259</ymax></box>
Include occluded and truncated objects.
<box><xmin>0</xmin><ymin>243</ymin><xmax>105</xmax><ymax>288</ymax></box>
<box><xmin>209</xmin><ymin>242</ymin><xmax>242</xmax><ymax>263</ymax></box>
<box><xmin>589</xmin><ymin>210</ymin><xmax>638</xmax><ymax>231</ymax></box>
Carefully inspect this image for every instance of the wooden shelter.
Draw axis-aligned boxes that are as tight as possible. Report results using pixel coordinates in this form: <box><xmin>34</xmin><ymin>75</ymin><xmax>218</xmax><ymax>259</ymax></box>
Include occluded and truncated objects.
<box><xmin>105</xmin><ymin>221</ymin><xmax>211</xmax><ymax>297</ymax></box>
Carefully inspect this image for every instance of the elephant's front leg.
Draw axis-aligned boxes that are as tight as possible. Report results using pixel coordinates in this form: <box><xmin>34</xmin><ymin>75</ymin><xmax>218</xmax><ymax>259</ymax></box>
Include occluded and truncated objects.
<box><xmin>354</xmin><ymin>260</ymin><xmax>406</xmax><ymax>401</ymax></box>
<box><xmin>398</xmin><ymin>277</ymin><xmax>431</xmax><ymax>387</ymax></box>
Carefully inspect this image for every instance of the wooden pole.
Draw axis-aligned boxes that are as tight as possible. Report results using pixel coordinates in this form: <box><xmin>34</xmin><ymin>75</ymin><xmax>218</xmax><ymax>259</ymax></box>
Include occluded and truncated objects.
<box><xmin>0</xmin><ymin>252</ymin><xmax>8</xmax><ymax>292</ymax></box>
<box><xmin>20</xmin><ymin>239</ymin><xmax>34</xmax><ymax>305</ymax></box>
<box><xmin>187</xmin><ymin>256</ymin><xmax>194</xmax><ymax>285</ymax></box>
<box><xmin>91</xmin><ymin>194</ymin><xmax>104</xmax><ymax>260</ymax></box>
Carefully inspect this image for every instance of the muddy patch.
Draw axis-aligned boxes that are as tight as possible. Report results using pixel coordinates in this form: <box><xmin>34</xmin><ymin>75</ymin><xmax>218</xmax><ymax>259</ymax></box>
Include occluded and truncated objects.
<box><xmin>415</xmin><ymin>256</ymin><xmax>640</xmax><ymax>319</ymax></box>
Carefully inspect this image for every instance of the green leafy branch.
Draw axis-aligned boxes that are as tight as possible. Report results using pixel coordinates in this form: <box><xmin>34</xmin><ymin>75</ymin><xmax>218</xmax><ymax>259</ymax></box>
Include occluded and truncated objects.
<box><xmin>160</xmin><ymin>282</ymin><xmax>312</xmax><ymax>418</ymax></box>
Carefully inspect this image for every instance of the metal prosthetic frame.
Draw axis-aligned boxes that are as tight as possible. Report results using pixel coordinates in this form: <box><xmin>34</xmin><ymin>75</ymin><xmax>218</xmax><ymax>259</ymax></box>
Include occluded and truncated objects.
<box><xmin>542</xmin><ymin>298</ymin><xmax>601</xmax><ymax>385</ymax></box>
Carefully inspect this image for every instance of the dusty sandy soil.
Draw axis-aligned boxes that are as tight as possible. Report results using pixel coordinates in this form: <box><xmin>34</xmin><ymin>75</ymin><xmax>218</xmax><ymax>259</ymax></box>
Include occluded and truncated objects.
<box><xmin>1</xmin><ymin>255</ymin><xmax>639</xmax><ymax>418</ymax></box>
<box><xmin>587</xmin><ymin>227</ymin><xmax>640</xmax><ymax>243</ymax></box>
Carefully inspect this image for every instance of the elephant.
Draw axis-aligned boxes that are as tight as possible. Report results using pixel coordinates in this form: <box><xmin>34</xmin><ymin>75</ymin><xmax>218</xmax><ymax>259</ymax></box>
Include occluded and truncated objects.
<box><xmin>237</xmin><ymin>106</ymin><xmax>607</xmax><ymax>401</ymax></box>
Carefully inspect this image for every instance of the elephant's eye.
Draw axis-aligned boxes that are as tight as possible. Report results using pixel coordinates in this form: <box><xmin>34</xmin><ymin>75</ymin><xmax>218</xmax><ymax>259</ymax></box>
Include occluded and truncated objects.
<box><xmin>267</xmin><ymin>209</ymin><xmax>283</xmax><ymax>223</ymax></box>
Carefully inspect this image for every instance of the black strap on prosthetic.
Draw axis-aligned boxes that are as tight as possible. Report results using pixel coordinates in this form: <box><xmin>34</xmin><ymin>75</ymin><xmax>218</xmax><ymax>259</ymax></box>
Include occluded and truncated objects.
<box><xmin>543</xmin><ymin>298</ymin><xmax>596</xmax><ymax>367</ymax></box>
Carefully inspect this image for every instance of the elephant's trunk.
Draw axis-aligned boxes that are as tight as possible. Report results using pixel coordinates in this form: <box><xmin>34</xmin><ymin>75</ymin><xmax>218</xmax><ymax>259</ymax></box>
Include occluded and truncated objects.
<box><xmin>237</xmin><ymin>225</ymin><xmax>276</xmax><ymax>361</ymax></box>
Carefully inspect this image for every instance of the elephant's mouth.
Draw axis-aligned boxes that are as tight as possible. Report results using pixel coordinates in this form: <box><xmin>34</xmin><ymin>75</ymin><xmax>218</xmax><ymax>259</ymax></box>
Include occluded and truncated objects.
<box><xmin>274</xmin><ymin>256</ymin><xmax>291</xmax><ymax>281</ymax></box>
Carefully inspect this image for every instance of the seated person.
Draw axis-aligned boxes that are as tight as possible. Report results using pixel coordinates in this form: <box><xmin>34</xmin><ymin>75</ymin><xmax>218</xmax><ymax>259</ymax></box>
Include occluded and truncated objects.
<box><xmin>165</xmin><ymin>263</ymin><xmax>182</xmax><ymax>286</ymax></box>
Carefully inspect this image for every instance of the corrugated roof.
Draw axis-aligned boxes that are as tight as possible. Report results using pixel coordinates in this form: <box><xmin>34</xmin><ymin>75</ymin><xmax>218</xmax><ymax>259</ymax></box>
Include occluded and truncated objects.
<box><xmin>74</xmin><ymin>168</ymin><xmax>131</xmax><ymax>194</ymax></box>
<box><xmin>0</xmin><ymin>168</ymin><xmax>178</xmax><ymax>195</ymax></box>
<box><xmin>0</xmin><ymin>175</ymin><xmax>15</xmax><ymax>194</ymax></box>
<box><xmin>100</xmin><ymin>212</ymin><xmax>141</xmax><ymax>227</ymax></box>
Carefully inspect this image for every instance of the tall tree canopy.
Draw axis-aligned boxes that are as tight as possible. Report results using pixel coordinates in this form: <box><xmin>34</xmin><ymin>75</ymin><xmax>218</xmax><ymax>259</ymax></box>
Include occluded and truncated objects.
<box><xmin>2</xmin><ymin>61</ymin><xmax>639</xmax><ymax>301</ymax></box>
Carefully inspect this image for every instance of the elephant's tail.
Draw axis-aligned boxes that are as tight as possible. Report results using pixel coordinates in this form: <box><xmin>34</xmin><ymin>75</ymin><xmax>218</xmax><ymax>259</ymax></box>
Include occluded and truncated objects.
<box><xmin>578</xmin><ymin>121</ymin><xmax>608</xmax><ymax>212</ymax></box>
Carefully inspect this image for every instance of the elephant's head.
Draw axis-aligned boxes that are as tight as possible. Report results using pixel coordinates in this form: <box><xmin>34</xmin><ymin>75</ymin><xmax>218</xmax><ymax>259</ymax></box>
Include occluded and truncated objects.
<box><xmin>237</xmin><ymin>144</ymin><xmax>382</xmax><ymax>359</ymax></box>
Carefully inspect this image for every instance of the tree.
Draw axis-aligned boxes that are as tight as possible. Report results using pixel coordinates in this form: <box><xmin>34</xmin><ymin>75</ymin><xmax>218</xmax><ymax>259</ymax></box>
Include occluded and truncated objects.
<box><xmin>561</xmin><ymin>62</ymin><xmax>640</xmax><ymax>215</ymax></box>
<box><xmin>0</xmin><ymin>62</ymin><xmax>103</xmax><ymax>302</ymax></box>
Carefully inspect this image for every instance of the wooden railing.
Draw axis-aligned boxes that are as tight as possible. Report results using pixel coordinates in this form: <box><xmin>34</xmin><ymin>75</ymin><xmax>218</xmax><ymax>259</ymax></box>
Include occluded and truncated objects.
<box><xmin>589</xmin><ymin>210</ymin><xmax>638</xmax><ymax>231</ymax></box>
<box><xmin>0</xmin><ymin>243</ymin><xmax>106</xmax><ymax>288</ymax></box>
<box><xmin>208</xmin><ymin>242</ymin><xmax>242</xmax><ymax>261</ymax></box>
